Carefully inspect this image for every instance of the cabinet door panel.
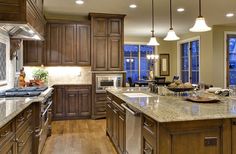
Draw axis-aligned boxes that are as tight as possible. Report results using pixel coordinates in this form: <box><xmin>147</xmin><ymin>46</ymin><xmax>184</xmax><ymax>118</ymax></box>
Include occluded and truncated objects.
<box><xmin>62</xmin><ymin>24</ymin><xmax>76</xmax><ymax>65</ymax></box>
<box><xmin>77</xmin><ymin>25</ymin><xmax>91</xmax><ymax>66</ymax></box>
<box><xmin>108</xmin><ymin>37</ymin><xmax>122</xmax><ymax>71</ymax></box>
<box><xmin>112</xmin><ymin>107</ymin><xmax>119</xmax><ymax>145</ymax></box>
<box><xmin>23</xmin><ymin>40</ymin><xmax>44</xmax><ymax>66</ymax></box>
<box><xmin>106</xmin><ymin>103</ymin><xmax>113</xmax><ymax>136</ymax></box>
<box><xmin>65</xmin><ymin>91</ymin><xmax>79</xmax><ymax>117</ymax></box>
<box><xmin>0</xmin><ymin>136</ymin><xmax>16</xmax><ymax>154</ymax></box>
<box><xmin>53</xmin><ymin>86</ymin><xmax>65</xmax><ymax>119</ymax></box>
<box><xmin>78</xmin><ymin>89</ymin><xmax>91</xmax><ymax>117</ymax></box>
<box><xmin>46</xmin><ymin>24</ymin><xmax>62</xmax><ymax>65</ymax></box>
<box><xmin>232</xmin><ymin>119</ymin><xmax>236</xmax><ymax>154</ymax></box>
<box><xmin>108</xmin><ymin>19</ymin><xmax>122</xmax><ymax>36</ymax></box>
<box><xmin>93</xmin><ymin>37</ymin><xmax>108</xmax><ymax>70</ymax></box>
<box><xmin>93</xmin><ymin>18</ymin><xmax>107</xmax><ymax>36</ymax></box>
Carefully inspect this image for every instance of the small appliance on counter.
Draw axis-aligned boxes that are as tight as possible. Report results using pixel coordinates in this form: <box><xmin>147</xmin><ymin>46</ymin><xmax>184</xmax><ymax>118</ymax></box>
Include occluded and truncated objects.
<box><xmin>0</xmin><ymin>86</ymin><xmax>48</xmax><ymax>98</ymax></box>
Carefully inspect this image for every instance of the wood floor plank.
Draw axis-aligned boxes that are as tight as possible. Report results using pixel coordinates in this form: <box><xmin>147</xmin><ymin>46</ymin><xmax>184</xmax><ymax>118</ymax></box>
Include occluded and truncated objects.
<box><xmin>42</xmin><ymin>119</ymin><xmax>117</xmax><ymax>154</ymax></box>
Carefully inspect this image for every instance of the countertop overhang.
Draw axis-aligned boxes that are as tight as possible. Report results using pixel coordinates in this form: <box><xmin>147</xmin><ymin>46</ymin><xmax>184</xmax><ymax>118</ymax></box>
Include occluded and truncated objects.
<box><xmin>106</xmin><ymin>87</ymin><xmax>236</xmax><ymax>123</ymax></box>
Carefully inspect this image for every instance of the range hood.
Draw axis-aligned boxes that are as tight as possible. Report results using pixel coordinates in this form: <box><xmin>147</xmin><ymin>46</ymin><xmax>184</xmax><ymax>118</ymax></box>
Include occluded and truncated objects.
<box><xmin>0</xmin><ymin>24</ymin><xmax>43</xmax><ymax>40</ymax></box>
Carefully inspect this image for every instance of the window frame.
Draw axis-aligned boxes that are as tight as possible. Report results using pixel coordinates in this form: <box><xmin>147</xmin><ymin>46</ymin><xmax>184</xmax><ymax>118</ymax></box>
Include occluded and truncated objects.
<box><xmin>177</xmin><ymin>36</ymin><xmax>201</xmax><ymax>83</ymax></box>
<box><xmin>124</xmin><ymin>43</ymin><xmax>156</xmax><ymax>81</ymax></box>
<box><xmin>225</xmin><ymin>32</ymin><xmax>236</xmax><ymax>87</ymax></box>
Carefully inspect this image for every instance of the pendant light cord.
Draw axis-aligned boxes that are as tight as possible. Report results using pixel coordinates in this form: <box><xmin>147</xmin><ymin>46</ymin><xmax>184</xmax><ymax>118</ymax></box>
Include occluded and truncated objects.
<box><xmin>151</xmin><ymin>0</ymin><xmax>154</xmax><ymax>37</ymax></box>
<box><xmin>170</xmin><ymin>0</ymin><xmax>173</xmax><ymax>29</ymax></box>
<box><xmin>199</xmin><ymin>0</ymin><xmax>202</xmax><ymax>17</ymax></box>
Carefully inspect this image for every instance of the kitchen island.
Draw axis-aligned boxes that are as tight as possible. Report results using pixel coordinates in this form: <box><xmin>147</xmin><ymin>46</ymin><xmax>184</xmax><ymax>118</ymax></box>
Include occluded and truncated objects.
<box><xmin>0</xmin><ymin>87</ymin><xmax>53</xmax><ymax>154</ymax></box>
<box><xmin>106</xmin><ymin>87</ymin><xmax>236</xmax><ymax>154</ymax></box>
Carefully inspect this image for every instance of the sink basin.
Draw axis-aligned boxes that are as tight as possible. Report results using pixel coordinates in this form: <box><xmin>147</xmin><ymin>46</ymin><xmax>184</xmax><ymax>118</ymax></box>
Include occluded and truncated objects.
<box><xmin>122</xmin><ymin>93</ymin><xmax>152</xmax><ymax>98</ymax></box>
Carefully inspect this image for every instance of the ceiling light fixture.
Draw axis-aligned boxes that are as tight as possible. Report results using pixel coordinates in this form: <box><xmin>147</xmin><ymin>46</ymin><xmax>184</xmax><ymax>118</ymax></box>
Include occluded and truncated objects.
<box><xmin>147</xmin><ymin>0</ymin><xmax>160</xmax><ymax>46</ymax></box>
<box><xmin>75</xmin><ymin>0</ymin><xmax>84</xmax><ymax>5</ymax></box>
<box><xmin>164</xmin><ymin>0</ymin><xmax>180</xmax><ymax>41</ymax></box>
<box><xmin>189</xmin><ymin>0</ymin><xmax>211</xmax><ymax>32</ymax></box>
<box><xmin>129</xmin><ymin>4</ymin><xmax>137</xmax><ymax>8</ymax></box>
<box><xmin>226</xmin><ymin>13</ymin><xmax>234</xmax><ymax>18</ymax></box>
<box><xmin>177</xmin><ymin>8</ymin><xmax>185</xmax><ymax>12</ymax></box>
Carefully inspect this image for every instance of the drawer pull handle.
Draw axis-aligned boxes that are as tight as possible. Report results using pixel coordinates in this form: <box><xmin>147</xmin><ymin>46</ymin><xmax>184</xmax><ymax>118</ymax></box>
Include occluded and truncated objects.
<box><xmin>17</xmin><ymin>116</ymin><xmax>25</xmax><ymax>122</ymax></box>
<box><xmin>27</xmin><ymin>109</ymin><xmax>33</xmax><ymax>114</ymax></box>
<box><xmin>144</xmin><ymin>122</ymin><xmax>153</xmax><ymax>127</ymax></box>
<box><xmin>28</xmin><ymin>130</ymin><xmax>34</xmax><ymax>134</ymax></box>
<box><xmin>1</xmin><ymin>131</ymin><xmax>9</xmax><ymax>137</ymax></box>
<box><xmin>143</xmin><ymin>148</ymin><xmax>152</xmax><ymax>153</ymax></box>
<box><xmin>16</xmin><ymin>139</ymin><xmax>25</xmax><ymax>147</ymax></box>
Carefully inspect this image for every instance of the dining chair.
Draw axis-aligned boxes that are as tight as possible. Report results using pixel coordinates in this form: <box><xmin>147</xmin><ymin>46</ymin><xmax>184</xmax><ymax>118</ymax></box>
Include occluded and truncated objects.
<box><xmin>127</xmin><ymin>77</ymin><xmax>135</xmax><ymax>87</ymax></box>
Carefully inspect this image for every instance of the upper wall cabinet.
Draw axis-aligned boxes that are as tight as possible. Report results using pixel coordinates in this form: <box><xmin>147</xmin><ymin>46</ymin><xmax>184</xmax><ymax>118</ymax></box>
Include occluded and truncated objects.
<box><xmin>45</xmin><ymin>22</ymin><xmax>91</xmax><ymax>66</ymax></box>
<box><xmin>89</xmin><ymin>13</ymin><xmax>126</xmax><ymax>71</ymax></box>
<box><xmin>23</xmin><ymin>40</ymin><xmax>44</xmax><ymax>66</ymax></box>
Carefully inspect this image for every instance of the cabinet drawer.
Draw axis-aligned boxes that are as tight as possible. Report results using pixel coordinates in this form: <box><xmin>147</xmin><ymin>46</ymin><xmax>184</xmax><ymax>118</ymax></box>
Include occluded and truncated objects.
<box><xmin>16</xmin><ymin>125</ymin><xmax>33</xmax><ymax>154</ymax></box>
<box><xmin>0</xmin><ymin>121</ymin><xmax>14</xmax><ymax>144</ymax></box>
<box><xmin>143</xmin><ymin>115</ymin><xmax>156</xmax><ymax>136</ymax></box>
<box><xmin>143</xmin><ymin>138</ymin><xmax>154</xmax><ymax>154</ymax></box>
<box><xmin>96</xmin><ymin>94</ymin><xmax>107</xmax><ymax>101</ymax></box>
<box><xmin>16</xmin><ymin>106</ymin><xmax>33</xmax><ymax>129</ymax></box>
<box><xmin>95</xmin><ymin>104</ymin><xmax>106</xmax><ymax>115</ymax></box>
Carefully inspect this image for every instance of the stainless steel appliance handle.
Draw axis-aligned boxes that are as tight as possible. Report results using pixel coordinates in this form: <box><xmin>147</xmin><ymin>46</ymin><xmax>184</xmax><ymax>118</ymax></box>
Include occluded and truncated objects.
<box><xmin>42</xmin><ymin>101</ymin><xmax>52</xmax><ymax>116</ymax></box>
<box><xmin>121</xmin><ymin>103</ymin><xmax>140</xmax><ymax>116</ymax></box>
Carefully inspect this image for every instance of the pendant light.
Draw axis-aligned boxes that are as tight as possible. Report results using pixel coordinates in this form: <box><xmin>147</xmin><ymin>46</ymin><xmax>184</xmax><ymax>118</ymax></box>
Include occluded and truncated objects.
<box><xmin>164</xmin><ymin>0</ymin><xmax>180</xmax><ymax>41</ymax></box>
<box><xmin>189</xmin><ymin>0</ymin><xmax>211</xmax><ymax>32</ymax></box>
<box><xmin>147</xmin><ymin>0</ymin><xmax>160</xmax><ymax>46</ymax></box>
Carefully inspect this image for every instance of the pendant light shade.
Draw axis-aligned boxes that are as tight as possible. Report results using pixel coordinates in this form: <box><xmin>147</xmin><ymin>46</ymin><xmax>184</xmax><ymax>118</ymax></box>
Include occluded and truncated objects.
<box><xmin>164</xmin><ymin>28</ymin><xmax>180</xmax><ymax>41</ymax></box>
<box><xmin>147</xmin><ymin>0</ymin><xmax>160</xmax><ymax>46</ymax></box>
<box><xmin>164</xmin><ymin>0</ymin><xmax>180</xmax><ymax>41</ymax></box>
<box><xmin>189</xmin><ymin>0</ymin><xmax>211</xmax><ymax>32</ymax></box>
<box><xmin>148</xmin><ymin>36</ymin><xmax>160</xmax><ymax>46</ymax></box>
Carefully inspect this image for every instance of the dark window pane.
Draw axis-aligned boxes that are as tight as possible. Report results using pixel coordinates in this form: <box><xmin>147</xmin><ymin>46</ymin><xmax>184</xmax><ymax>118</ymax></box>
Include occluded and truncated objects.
<box><xmin>181</xmin><ymin>71</ymin><xmax>189</xmax><ymax>83</ymax></box>
<box><xmin>229</xmin><ymin>37</ymin><xmax>236</xmax><ymax>85</ymax></box>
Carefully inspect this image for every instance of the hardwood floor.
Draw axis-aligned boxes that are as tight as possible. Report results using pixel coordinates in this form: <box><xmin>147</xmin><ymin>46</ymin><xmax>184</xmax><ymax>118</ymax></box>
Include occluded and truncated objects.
<box><xmin>42</xmin><ymin>119</ymin><xmax>117</xmax><ymax>154</ymax></box>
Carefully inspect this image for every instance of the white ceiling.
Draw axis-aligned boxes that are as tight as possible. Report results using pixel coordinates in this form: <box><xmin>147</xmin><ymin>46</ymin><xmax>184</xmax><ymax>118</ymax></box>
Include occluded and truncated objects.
<box><xmin>44</xmin><ymin>0</ymin><xmax>236</xmax><ymax>38</ymax></box>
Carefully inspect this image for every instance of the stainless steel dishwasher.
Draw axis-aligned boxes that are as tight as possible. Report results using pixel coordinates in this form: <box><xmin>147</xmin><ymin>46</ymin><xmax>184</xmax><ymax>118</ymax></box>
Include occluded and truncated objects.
<box><xmin>121</xmin><ymin>103</ymin><xmax>141</xmax><ymax>154</ymax></box>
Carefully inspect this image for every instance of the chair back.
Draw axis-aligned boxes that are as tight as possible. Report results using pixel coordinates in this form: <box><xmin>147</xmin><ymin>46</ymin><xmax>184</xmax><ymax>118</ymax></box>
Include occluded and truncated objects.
<box><xmin>155</xmin><ymin>77</ymin><xmax>166</xmax><ymax>83</ymax></box>
<box><xmin>172</xmin><ymin>76</ymin><xmax>179</xmax><ymax>82</ymax></box>
<box><xmin>127</xmin><ymin>77</ymin><xmax>133</xmax><ymax>87</ymax></box>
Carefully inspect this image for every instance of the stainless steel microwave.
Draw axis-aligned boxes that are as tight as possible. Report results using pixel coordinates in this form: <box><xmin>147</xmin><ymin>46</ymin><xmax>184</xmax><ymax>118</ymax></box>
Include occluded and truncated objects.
<box><xmin>96</xmin><ymin>74</ymin><xmax>123</xmax><ymax>93</ymax></box>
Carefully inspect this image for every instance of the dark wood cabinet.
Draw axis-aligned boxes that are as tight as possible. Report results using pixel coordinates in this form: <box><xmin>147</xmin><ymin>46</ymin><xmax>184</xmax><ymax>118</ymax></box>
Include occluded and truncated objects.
<box><xmin>46</xmin><ymin>24</ymin><xmax>63</xmax><ymax>66</ymax></box>
<box><xmin>232</xmin><ymin>119</ymin><xmax>236</xmax><ymax>154</ymax></box>
<box><xmin>52</xmin><ymin>85</ymin><xmax>92</xmax><ymax>120</ymax></box>
<box><xmin>93</xmin><ymin>37</ymin><xmax>108</xmax><ymax>71</ymax></box>
<box><xmin>93</xmin><ymin>18</ymin><xmax>107</xmax><ymax>37</ymax></box>
<box><xmin>90</xmin><ymin>13</ymin><xmax>125</xmax><ymax>71</ymax></box>
<box><xmin>62</xmin><ymin>24</ymin><xmax>77</xmax><ymax>65</ymax></box>
<box><xmin>77</xmin><ymin>25</ymin><xmax>91</xmax><ymax>66</ymax></box>
<box><xmin>53</xmin><ymin>86</ymin><xmax>65</xmax><ymax>120</ymax></box>
<box><xmin>108</xmin><ymin>19</ymin><xmax>122</xmax><ymax>37</ymax></box>
<box><xmin>23</xmin><ymin>40</ymin><xmax>44</xmax><ymax>66</ymax></box>
<box><xmin>46</xmin><ymin>22</ymin><xmax>91</xmax><ymax>66</ymax></box>
<box><xmin>79</xmin><ymin>89</ymin><xmax>91</xmax><ymax>117</ymax></box>
<box><xmin>65</xmin><ymin>90</ymin><xmax>79</xmax><ymax>118</ymax></box>
<box><xmin>106</xmin><ymin>93</ymin><xmax>126</xmax><ymax>154</ymax></box>
<box><xmin>1</xmin><ymin>136</ymin><xmax>16</xmax><ymax>154</ymax></box>
<box><xmin>108</xmin><ymin>37</ymin><xmax>122</xmax><ymax>71</ymax></box>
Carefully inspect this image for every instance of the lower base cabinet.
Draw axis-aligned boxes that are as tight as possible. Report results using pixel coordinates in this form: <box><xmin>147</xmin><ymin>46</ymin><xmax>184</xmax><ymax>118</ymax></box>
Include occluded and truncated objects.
<box><xmin>106</xmin><ymin>93</ymin><xmax>126</xmax><ymax>154</ymax></box>
<box><xmin>0</xmin><ymin>104</ymin><xmax>39</xmax><ymax>154</ymax></box>
<box><xmin>52</xmin><ymin>85</ymin><xmax>91</xmax><ymax>120</ymax></box>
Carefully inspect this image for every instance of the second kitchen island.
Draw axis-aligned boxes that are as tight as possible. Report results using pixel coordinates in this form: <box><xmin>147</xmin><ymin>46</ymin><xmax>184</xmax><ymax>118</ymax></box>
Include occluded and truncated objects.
<box><xmin>106</xmin><ymin>87</ymin><xmax>236</xmax><ymax>154</ymax></box>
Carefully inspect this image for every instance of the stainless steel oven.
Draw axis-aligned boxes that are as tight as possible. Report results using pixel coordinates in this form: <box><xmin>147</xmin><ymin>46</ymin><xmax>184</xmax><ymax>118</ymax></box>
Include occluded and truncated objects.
<box><xmin>96</xmin><ymin>74</ymin><xmax>123</xmax><ymax>93</ymax></box>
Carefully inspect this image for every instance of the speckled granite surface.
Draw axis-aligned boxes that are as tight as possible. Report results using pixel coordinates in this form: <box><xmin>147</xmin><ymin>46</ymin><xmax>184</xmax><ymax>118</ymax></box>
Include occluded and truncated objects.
<box><xmin>0</xmin><ymin>88</ymin><xmax>53</xmax><ymax>128</ymax></box>
<box><xmin>106</xmin><ymin>87</ymin><xmax>236</xmax><ymax>123</ymax></box>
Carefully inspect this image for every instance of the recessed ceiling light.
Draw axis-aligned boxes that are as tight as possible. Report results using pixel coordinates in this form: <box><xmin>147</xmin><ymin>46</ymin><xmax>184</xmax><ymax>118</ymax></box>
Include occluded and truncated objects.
<box><xmin>129</xmin><ymin>4</ymin><xmax>137</xmax><ymax>8</ymax></box>
<box><xmin>226</xmin><ymin>13</ymin><xmax>234</xmax><ymax>18</ymax></box>
<box><xmin>177</xmin><ymin>8</ymin><xmax>185</xmax><ymax>12</ymax></box>
<box><xmin>75</xmin><ymin>0</ymin><xmax>84</xmax><ymax>5</ymax></box>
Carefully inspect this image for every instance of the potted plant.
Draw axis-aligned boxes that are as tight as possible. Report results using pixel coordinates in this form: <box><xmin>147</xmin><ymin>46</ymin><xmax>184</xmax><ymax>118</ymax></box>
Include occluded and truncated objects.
<box><xmin>32</xmin><ymin>68</ymin><xmax>48</xmax><ymax>86</ymax></box>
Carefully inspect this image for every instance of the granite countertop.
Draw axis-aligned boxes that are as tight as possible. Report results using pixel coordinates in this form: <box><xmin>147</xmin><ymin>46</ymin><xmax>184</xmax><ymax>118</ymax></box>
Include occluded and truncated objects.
<box><xmin>106</xmin><ymin>87</ymin><xmax>236</xmax><ymax>123</ymax></box>
<box><xmin>0</xmin><ymin>87</ymin><xmax>54</xmax><ymax>128</ymax></box>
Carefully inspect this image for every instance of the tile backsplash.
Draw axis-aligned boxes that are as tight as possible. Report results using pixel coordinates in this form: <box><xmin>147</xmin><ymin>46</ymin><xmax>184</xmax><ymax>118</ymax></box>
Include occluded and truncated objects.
<box><xmin>24</xmin><ymin>66</ymin><xmax>92</xmax><ymax>86</ymax></box>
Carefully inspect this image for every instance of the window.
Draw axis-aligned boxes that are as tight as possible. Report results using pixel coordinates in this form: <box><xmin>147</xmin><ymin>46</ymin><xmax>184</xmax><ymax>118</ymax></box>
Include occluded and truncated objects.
<box><xmin>124</xmin><ymin>44</ymin><xmax>154</xmax><ymax>82</ymax></box>
<box><xmin>227</xmin><ymin>34</ymin><xmax>236</xmax><ymax>86</ymax></box>
<box><xmin>180</xmin><ymin>39</ymin><xmax>200</xmax><ymax>84</ymax></box>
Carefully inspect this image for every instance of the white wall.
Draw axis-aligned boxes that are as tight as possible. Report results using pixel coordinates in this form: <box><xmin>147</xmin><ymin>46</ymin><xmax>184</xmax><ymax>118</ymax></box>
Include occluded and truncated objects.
<box><xmin>0</xmin><ymin>30</ymin><xmax>15</xmax><ymax>91</ymax></box>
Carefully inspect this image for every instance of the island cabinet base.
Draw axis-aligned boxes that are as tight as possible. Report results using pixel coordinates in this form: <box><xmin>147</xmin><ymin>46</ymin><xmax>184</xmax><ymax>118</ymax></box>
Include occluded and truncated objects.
<box><xmin>142</xmin><ymin>114</ymin><xmax>234</xmax><ymax>154</ymax></box>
